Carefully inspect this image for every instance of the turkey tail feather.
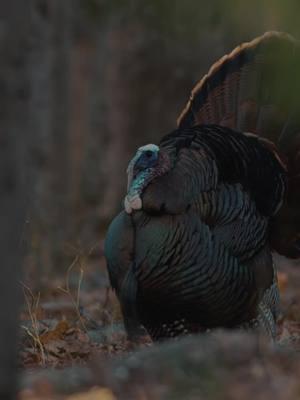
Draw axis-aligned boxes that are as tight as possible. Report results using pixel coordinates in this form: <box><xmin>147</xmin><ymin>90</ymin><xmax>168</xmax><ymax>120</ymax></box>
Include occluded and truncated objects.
<box><xmin>178</xmin><ymin>31</ymin><xmax>300</xmax><ymax>258</ymax></box>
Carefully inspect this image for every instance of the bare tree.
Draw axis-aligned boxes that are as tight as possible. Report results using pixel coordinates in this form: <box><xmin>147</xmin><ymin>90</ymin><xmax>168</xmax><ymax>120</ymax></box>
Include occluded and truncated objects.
<box><xmin>29</xmin><ymin>0</ymin><xmax>72</xmax><ymax>277</ymax></box>
<box><xmin>0</xmin><ymin>2</ymin><xmax>31</xmax><ymax>398</ymax></box>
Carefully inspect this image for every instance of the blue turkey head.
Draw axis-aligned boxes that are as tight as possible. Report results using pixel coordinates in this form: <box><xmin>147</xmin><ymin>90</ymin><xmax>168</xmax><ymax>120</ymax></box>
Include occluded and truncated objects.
<box><xmin>125</xmin><ymin>144</ymin><xmax>164</xmax><ymax>213</ymax></box>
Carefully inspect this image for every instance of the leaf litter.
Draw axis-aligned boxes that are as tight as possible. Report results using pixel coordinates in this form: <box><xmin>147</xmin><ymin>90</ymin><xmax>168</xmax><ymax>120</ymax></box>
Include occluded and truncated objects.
<box><xmin>18</xmin><ymin>250</ymin><xmax>300</xmax><ymax>399</ymax></box>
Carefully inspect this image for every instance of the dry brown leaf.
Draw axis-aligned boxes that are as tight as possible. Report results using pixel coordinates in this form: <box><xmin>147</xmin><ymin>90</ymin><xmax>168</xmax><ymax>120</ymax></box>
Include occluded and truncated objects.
<box><xmin>278</xmin><ymin>271</ymin><xmax>288</xmax><ymax>293</ymax></box>
<box><xmin>40</xmin><ymin>320</ymin><xmax>70</xmax><ymax>345</ymax></box>
<box><xmin>44</xmin><ymin>339</ymin><xmax>66</xmax><ymax>357</ymax></box>
<box><xmin>65</xmin><ymin>387</ymin><xmax>116</xmax><ymax>400</ymax></box>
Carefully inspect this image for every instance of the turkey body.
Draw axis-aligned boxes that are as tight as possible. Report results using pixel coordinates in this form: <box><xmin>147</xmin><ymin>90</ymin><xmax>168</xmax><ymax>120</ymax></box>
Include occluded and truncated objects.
<box><xmin>105</xmin><ymin>32</ymin><xmax>300</xmax><ymax>341</ymax></box>
<box><xmin>106</xmin><ymin>125</ymin><xmax>285</xmax><ymax>340</ymax></box>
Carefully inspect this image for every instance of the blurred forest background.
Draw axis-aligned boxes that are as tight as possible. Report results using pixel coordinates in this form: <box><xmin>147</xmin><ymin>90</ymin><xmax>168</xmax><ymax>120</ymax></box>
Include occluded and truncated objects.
<box><xmin>21</xmin><ymin>0</ymin><xmax>300</xmax><ymax>283</ymax></box>
<box><xmin>1</xmin><ymin>0</ymin><xmax>299</xmax><ymax>398</ymax></box>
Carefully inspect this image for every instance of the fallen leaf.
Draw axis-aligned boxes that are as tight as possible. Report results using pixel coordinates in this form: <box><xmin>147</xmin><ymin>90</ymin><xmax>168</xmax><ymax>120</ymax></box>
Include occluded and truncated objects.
<box><xmin>40</xmin><ymin>320</ymin><xmax>70</xmax><ymax>345</ymax></box>
<box><xmin>65</xmin><ymin>387</ymin><xmax>116</xmax><ymax>400</ymax></box>
<box><xmin>278</xmin><ymin>271</ymin><xmax>288</xmax><ymax>293</ymax></box>
<box><xmin>44</xmin><ymin>339</ymin><xmax>66</xmax><ymax>357</ymax></box>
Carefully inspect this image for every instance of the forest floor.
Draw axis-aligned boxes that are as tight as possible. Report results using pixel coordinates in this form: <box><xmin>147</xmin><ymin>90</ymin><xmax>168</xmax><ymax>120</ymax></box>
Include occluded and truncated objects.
<box><xmin>18</xmin><ymin>242</ymin><xmax>300</xmax><ymax>400</ymax></box>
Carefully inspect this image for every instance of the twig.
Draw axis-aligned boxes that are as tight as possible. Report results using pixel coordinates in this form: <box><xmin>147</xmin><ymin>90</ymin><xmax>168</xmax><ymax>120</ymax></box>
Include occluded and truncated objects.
<box><xmin>58</xmin><ymin>255</ymin><xmax>87</xmax><ymax>332</ymax></box>
<box><xmin>21</xmin><ymin>282</ymin><xmax>46</xmax><ymax>365</ymax></box>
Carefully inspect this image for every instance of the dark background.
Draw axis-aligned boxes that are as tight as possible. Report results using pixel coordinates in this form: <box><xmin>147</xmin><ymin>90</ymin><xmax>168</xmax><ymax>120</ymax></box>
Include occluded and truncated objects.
<box><xmin>22</xmin><ymin>0</ymin><xmax>300</xmax><ymax>280</ymax></box>
<box><xmin>2</xmin><ymin>1</ymin><xmax>300</xmax><ymax>398</ymax></box>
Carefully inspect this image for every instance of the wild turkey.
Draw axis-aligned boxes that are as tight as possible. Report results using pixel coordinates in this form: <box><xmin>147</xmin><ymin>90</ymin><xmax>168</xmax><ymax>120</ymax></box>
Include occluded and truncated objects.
<box><xmin>105</xmin><ymin>32</ymin><xmax>300</xmax><ymax>341</ymax></box>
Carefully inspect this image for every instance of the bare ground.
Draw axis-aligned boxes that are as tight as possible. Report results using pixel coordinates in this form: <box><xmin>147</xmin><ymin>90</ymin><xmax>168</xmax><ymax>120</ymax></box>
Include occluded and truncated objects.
<box><xmin>18</xmin><ymin>246</ymin><xmax>300</xmax><ymax>399</ymax></box>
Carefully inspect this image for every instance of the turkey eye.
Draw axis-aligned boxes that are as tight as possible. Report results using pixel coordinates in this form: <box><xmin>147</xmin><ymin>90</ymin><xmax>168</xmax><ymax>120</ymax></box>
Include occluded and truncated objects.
<box><xmin>145</xmin><ymin>150</ymin><xmax>153</xmax><ymax>158</ymax></box>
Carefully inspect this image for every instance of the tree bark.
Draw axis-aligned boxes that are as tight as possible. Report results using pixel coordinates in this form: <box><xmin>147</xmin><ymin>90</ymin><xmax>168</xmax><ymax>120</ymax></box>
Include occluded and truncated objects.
<box><xmin>29</xmin><ymin>0</ymin><xmax>72</xmax><ymax>278</ymax></box>
<box><xmin>0</xmin><ymin>2</ymin><xmax>31</xmax><ymax>398</ymax></box>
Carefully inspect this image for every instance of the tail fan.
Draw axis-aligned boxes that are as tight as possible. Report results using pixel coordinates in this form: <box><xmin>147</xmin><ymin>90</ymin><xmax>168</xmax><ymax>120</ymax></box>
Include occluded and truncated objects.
<box><xmin>177</xmin><ymin>32</ymin><xmax>300</xmax><ymax>258</ymax></box>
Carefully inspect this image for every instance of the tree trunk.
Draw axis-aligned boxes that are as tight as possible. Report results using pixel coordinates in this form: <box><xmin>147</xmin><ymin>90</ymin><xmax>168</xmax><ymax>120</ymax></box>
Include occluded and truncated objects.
<box><xmin>29</xmin><ymin>0</ymin><xmax>72</xmax><ymax>279</ymax></box>
<box><xmin>80</xmin><ymin>18</ymin><xmax>148</xmax><ymax>241</ymax></box>
<box><xmin>0</xmin><ymin>2</ymin><xmax>31</xmax><ymax>398</ymax></box>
